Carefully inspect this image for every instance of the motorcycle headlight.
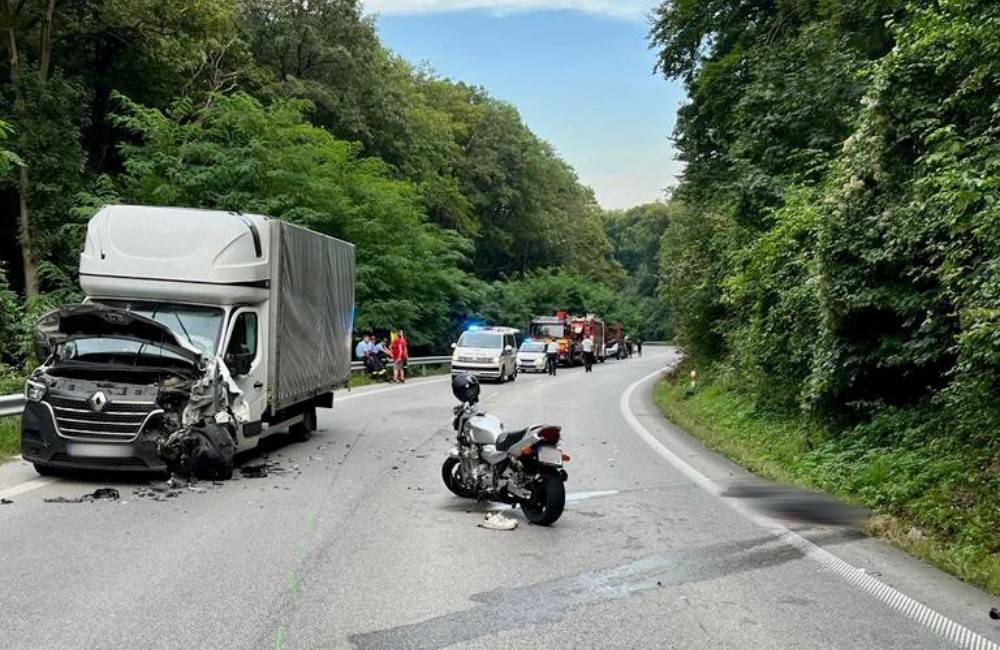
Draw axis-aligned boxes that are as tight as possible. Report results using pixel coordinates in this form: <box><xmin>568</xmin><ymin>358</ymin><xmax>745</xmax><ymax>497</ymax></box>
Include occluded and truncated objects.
<box><xmin>25</xmin><ymin>379</ymin><xmax>47</xmax><ymax>402</ymax></box>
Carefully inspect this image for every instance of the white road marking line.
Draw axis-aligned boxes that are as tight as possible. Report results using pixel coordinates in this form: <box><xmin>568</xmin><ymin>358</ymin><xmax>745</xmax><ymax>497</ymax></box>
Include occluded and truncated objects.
<box><xmin>0</xmin><ymin>477</ymin><xmax>56</xmax><ymax>501</ymax></box>
<box><xmin>565</xmin><ymin>490</ymin><xmax>619</xmax><ymax>503</ymax></box>
<box><xmin>337</xmin><ymin>376</ymin><xmax>451</xmax><ymax>401</ymax></box>
<box><xmin>620</xmin><ymin>368</ymin><xmax>1000</xmax><ymax>650</ymax></box>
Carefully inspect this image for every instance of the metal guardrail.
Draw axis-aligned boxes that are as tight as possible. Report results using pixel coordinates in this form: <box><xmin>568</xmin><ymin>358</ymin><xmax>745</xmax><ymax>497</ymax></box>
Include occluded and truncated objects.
<box><xmin>0</xmin><ymin>356</ymin><xmax>455</xmax><ymax>419</ymax></box>
<box><xmin>349</xmin><ymin>355</ymin><xmax>452</xmax><ymax>371</ymax></box>
<box><xmin>0</xmin><ymin>394</ymin><xmax>25</xmax><ymax>418</ymax></box>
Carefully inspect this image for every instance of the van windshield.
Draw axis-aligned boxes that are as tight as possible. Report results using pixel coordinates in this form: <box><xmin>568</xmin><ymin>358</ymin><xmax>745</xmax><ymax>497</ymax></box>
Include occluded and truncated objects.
<box><xmin>458</xmin><ymin>332</ymin><xmax>502</xmax><ymax>349</ymax></box>
<box><xmin>96</xmin><ymin>300</ymin><xmax>224</xmax><ymax>355</ymax></box>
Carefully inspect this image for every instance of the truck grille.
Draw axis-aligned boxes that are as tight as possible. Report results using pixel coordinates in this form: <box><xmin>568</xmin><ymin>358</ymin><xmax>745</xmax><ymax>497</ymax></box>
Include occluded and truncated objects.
<box><xmin>46</xmin><ymin>397</ymin><xmax>159</xmax><ymax>441</ymax></box>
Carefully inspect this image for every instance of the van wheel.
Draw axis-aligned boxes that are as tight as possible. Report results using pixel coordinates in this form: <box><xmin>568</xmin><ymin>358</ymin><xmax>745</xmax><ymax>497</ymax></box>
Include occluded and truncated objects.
<box><xmin>289</xmin><ymin>406</ymin><xmax>316</xmax><ymax>442</ymax></box>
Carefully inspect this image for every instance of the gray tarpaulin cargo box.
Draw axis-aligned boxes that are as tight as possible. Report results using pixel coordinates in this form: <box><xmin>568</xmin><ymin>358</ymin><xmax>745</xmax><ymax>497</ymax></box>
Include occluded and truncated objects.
<box><xmin>267</xmin><ymin>220</ymin><xmax>355</xmax><ymax>413</ymax></box>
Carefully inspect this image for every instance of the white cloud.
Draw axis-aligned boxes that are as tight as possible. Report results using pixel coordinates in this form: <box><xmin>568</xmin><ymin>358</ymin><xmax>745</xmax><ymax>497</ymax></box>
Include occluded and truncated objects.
<box><xmin>364</xmin><ymin>0</ymin><xmax>652</xmax><ymax>20</ymax></box>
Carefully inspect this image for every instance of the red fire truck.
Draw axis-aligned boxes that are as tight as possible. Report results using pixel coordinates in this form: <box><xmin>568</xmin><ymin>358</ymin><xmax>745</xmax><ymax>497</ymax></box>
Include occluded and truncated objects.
<box><xmin>529</xmin><ymin>312</ymin><xmax>606</xmax><ymax>365</ymax></box>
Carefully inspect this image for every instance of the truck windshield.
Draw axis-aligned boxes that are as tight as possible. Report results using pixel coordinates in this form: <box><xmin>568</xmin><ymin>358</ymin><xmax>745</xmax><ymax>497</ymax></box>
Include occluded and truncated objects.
<box><xmin>57</xmin><ymin>337</ymin><xmax>196</xmax><ymax>367</ymax></box>
<box><xmin>458</xmin><ymin>332</ymin><xmax>502</xmax><ymax>349</ymax></box>
<box><xmin>97</xmin><ymin>301</ymin><xmax>224</xmax><ymax>355</ymax></box>
<box><xmin>530</xmin><ymin>324</ymin><xmax>564</xmax><ymax>339</ymax></box>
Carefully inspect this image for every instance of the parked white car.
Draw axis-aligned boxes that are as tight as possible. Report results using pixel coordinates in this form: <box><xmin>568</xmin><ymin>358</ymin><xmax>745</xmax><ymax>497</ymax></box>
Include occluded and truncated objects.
<box><xmin>517</xmin><ymin>340</ymin><xmax>548</xmax><ymax>373</ymax></box>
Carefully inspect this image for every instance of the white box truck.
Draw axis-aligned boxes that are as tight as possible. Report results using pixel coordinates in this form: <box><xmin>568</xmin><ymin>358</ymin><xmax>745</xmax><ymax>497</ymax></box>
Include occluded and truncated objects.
<box><xmin>21</xmin><ymin>205</ymin><xmax>355</xmax><ymax>478</ymax></box>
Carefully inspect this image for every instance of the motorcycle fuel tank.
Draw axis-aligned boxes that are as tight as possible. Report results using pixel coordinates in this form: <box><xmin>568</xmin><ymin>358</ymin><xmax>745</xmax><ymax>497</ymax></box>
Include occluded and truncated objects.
<box><xmin>467</xmin><ymin>414</ymin><xmax>504</xmax><ymax>444</ymax></box>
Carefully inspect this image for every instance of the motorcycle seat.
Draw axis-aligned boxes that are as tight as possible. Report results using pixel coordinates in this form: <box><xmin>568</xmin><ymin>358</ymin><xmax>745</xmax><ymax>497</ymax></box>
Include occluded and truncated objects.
<box><xmin>495</xmin><ymin>428</ymin><xmax>529</xmax><ymax>452</ymax></box>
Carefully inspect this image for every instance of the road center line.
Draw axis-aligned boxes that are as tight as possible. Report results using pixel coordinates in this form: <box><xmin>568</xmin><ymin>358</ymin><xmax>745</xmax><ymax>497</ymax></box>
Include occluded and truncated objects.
<box><xmin>620</xmin><ymin>367</ymin><xmax>999</xmax><ymax>650</ymax></box>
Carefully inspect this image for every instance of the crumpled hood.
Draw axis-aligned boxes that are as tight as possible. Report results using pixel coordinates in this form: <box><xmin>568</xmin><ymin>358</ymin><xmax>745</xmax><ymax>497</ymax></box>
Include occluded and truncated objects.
<box><xmin>35</xmin><ymin>303</ymin><xmax>202</xmax><ymax>365</ymax></box>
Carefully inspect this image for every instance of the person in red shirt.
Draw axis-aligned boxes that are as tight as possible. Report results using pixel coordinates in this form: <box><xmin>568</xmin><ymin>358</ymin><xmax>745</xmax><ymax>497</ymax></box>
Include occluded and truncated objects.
<box><xmin>391</xmin><ymin>329</ymin><xmax>409</xmax><ymax>383</ymax></box>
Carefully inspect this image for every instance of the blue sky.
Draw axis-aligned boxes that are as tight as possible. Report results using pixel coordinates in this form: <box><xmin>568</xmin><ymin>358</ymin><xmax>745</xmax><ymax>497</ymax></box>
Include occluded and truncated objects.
<box><xmin>366</xmin><ymin>1</ymin><xmax>686</xmax><ymax>210</ymax></box>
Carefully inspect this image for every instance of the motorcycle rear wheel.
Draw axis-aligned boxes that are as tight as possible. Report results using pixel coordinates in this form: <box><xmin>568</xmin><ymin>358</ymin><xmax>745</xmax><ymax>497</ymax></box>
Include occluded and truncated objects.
<box><xmin>521</xmin><ymin>473</ymin><xmax>565</xmax><ymax>526</ymax></box>
<box><xmin>441</xmin><ymin>457</ymin><xmax>476</xmax><ymax>498</ymax></box>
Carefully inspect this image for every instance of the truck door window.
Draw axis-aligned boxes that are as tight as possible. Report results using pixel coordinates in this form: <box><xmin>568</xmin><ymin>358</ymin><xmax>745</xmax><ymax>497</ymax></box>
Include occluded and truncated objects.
<box><xmin>227</xmin><ymin>312</ymin><xmax>258</xmax><ymax>360</ymax></box>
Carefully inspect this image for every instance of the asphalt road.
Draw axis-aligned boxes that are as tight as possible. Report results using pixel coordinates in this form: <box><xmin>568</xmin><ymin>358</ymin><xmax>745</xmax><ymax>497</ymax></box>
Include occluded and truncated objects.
<box><xmin>1</xmin><ymin>346</ymin><xmax>999</xmax><ymax>649</ymax></box>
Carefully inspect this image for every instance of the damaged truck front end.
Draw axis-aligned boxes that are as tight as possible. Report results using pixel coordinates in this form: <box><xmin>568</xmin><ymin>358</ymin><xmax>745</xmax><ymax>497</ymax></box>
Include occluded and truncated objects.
<box><xmin>22</xmin><ymin>304</ymin><xmax>244</xmax><ymax>479</ymax></box>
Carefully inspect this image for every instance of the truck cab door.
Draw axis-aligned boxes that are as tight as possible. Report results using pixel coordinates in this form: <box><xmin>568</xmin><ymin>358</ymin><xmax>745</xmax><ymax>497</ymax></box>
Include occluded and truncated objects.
<box><xmin>223</xmin><ymin>308</ymin><xmax>267</xmax><ymax>432</ymax></box>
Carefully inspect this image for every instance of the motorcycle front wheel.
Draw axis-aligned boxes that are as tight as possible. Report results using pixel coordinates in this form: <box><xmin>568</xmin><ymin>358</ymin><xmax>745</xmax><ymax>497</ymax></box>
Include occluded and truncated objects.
<box><xmin>441</xmin><ymin>457</ymin><xmax>476</xmax><ymax>498</ymax></box>
<box><xmin>521</xmin><ymin>472</ymin><xmax>565</xmax><ymax>526</ymax></box>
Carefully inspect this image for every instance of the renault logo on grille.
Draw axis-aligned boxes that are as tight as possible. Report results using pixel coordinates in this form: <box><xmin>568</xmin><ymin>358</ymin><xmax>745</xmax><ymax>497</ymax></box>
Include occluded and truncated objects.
<box><xmin>88</xmin><ymin>391</ymin><xmax>108</xmax><ymax>413</ymax></box>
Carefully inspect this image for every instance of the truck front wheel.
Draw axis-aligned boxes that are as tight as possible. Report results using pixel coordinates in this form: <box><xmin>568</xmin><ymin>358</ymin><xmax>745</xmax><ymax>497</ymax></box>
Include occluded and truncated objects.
<box><xmin>33</xmin><ymin>463</ymin><xmax>57</xmax><ymax>477</ymax></box>
<box><xmin>289</xmin><ymin>406</ymin><xmax>317</xmax><ymax>442</ymax></box>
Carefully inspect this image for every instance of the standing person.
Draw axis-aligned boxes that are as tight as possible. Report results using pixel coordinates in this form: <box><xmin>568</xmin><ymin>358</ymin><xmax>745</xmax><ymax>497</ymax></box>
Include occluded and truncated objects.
<box><xmin>637</xmin><ymin>339</ymin><xmax>643</xmax><ymax>357</ymax></box>
<box><xmin>582</xmin><ymin>335</ymin><xmax>594</xmax><ymax>373</ymax></box>
<box><xmin>545</xmin><ymin>337</ymin><xmax>559</xmax><ymax>376</ymax></box>
<box><xmin>391</xmin><ymin>329</ymin><xmax>409</xmax><ymax>383</ymax></box>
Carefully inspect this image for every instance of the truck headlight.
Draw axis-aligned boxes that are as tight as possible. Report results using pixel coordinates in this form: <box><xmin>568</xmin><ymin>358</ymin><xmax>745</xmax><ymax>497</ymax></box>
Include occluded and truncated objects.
<box><xmin>492</xmin><ymin>356</ymin><xmax>500</xmax><ymax>365</ymax></box>
<box><xmin>452</xmin><ymin>352</ymin><xmax>460</xmax><ymax>362</ymax></box>
<box><xmin>25</xmin><ymin>379</ymin><xmax>47</xmax><ymax>402</ymax></box>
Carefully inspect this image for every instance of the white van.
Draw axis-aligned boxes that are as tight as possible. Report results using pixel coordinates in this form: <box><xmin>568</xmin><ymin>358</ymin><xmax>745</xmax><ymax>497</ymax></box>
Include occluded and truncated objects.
<box><xmin>450</xmin><ymin>327</ymin><xmax>519</xmax><ymax>383</ymax></box>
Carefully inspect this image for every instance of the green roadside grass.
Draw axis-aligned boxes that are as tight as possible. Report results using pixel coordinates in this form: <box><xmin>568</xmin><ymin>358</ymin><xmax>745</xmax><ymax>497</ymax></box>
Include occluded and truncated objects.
<box><xmin>653</xmin><ymin>363</ymin><xmax>1000</xmax><ymax>597</ymax></box>
<box><xmin>0</xmin><ymin>416</ymin><xmax>18</xmax><ymax>459</ymax></box>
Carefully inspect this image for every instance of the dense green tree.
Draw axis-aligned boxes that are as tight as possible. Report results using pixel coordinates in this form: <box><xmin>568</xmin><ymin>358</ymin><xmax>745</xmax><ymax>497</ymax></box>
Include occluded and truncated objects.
<box><xmin>604</xmin><ymin>202</ymin><xmax>673</xmax><ymax>339</ymax></box>
<box><xmin>652</xmin><ymin>0</ymin><xmax>1000</xmax><ymax>424</ymax></box>
<box><xmin>0</xmin><ymin>0</ymin><xmax>236</xmax><ymax>298</ymax></box>
<box><xmin>0</xmin><ymin>0</ymin><xmax>624</xmax><ymax>365</ymax></box>
<box><xmin>110</xmin><ymin>91</ymin><xmax>479</xmax><ymax>347</ymax></box>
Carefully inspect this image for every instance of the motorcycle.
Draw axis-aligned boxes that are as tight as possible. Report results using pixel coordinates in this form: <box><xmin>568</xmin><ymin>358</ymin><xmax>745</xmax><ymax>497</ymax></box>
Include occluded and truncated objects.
<box><xmin>441</xmin><ymin>374</ymin><xmax>569</xmax><ymax>526</ymax></box>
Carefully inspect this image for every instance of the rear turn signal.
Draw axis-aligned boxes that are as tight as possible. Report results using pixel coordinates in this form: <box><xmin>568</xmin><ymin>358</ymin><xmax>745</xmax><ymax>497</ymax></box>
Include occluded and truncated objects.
<box><xmin>561</xmin><ymin>454</ymin><xmax>571</xmax><ymax>463</ymax></box>
<box><xmin>521</xmin><ymin>445</ymin><xmax>534</xmax><ymax>456</ymax></box>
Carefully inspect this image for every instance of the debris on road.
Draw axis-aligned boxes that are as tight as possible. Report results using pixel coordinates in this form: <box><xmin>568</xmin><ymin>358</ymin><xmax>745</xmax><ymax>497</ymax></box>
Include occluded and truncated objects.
<box><xmin>239</xmin><ymin>460</ymin><xmax>286</xmax><ymax>478</ymax></box>
<box><xmin>990</xmin><ymin>607</ymin><xmax>999</xmax><ymax>620</ymax></box>
<box><xmin>133</xmin><ymin>476</ymin><xmax>220</xmax><ymax>501</ymax></box>
<box><xmin>44</xmin><ymin>488</ymin><xmax>120</xmax><ymax>503</ymax></box>
<box><xmin>478</xmin><ymin>512</ymin><xmax>518</xmax><ymax>531</ymax></box>
<box><xmin>1</xmin><ymin>498</ymin><xmax>13</xmax><ymax>505</ymax></box>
